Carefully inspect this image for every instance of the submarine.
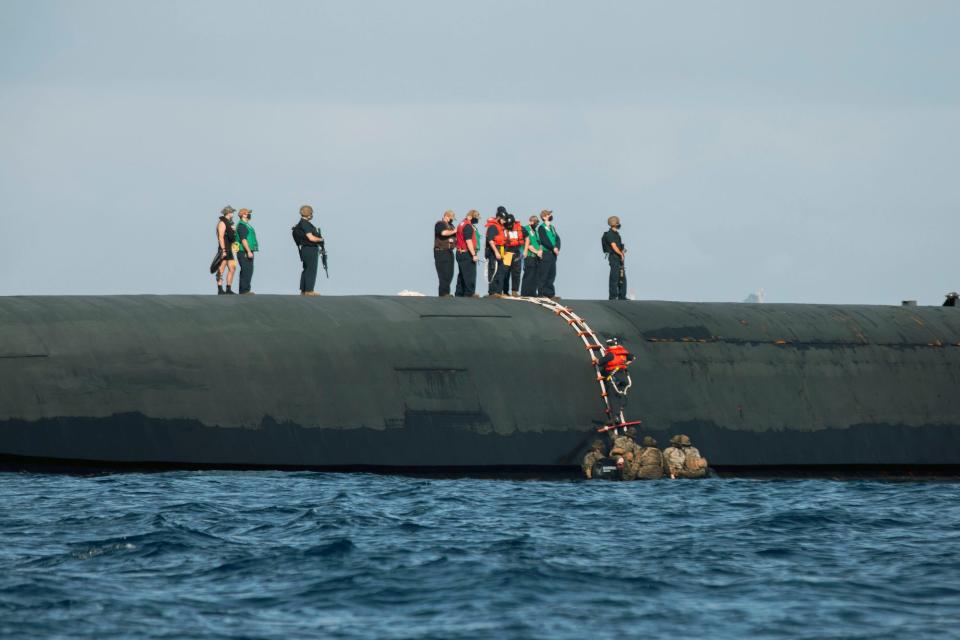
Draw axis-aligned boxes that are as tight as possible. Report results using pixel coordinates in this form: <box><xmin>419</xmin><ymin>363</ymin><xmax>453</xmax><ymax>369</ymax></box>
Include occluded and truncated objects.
<box><xmin>0</xmin><ymin>295</ymin><xmax>958</xmax><ymax>474</ymax></box>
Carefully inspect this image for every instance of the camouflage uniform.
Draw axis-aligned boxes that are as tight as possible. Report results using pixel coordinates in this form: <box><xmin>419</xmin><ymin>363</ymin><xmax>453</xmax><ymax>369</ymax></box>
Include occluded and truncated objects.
<box><xmin>635</xmin><ymin>436</ymin><xmax>665</xmax><ymax>479</ymax></box>
<box><xmin>581</xmin><ymin>440</ymin><xmax>606</xmax><ymax>479</ymax></box>
<box><xmin>609</xmin><ymin>429</ymin><xmax>640</xmax><ymax>480</ymax></box>
<box><xmin>679</xmin><ymin>435</ymin><xmax>708</xmax><ymax>478</ymax></box>
<box><xmin>663</xmin><ymin>435</ymin><xmax>686</xmax><ymax>479</ymax></box>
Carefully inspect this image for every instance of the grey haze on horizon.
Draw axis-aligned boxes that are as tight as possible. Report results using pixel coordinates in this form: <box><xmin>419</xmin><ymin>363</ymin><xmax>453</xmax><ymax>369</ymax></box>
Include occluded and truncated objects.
<box><xmin>1</xmin><ymin>0</ymin><xmax>957</xmax><ymax>304</ymax></box>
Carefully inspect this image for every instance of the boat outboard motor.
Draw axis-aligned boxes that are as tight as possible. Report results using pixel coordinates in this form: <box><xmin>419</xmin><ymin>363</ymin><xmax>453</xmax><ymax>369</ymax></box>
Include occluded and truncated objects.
<box><xmin>591</xmin><ymin>457</ymin><xmax>623</xmax><ymax>480</ymax></box>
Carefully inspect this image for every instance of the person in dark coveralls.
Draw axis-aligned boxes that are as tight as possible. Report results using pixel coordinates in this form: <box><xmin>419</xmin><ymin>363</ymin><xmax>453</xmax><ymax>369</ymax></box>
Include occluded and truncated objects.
<box><xmin>603</xmin><ymin>215</ymin><xmax>627</xmax><ymax>300</ymax></box>
<box><xmin>294</xmin><ymin>205</ymin><xmax>324</xmax><ymax>296</ymax></box>
<box><xmin>581</xmin><ymin>439</ymin><xmax>606</xmax><ymax>479</ymax></box>
<box><xmin>215</xmin><ymin>205</ymin><xmax>238</xmax><ymax>294</ymax></box>
<box><xmin>236</xmin><ymin>208</ymin><xmax>258</xmax><ymax>295</ymax></box>
<box><xmin>485</xmin><ymin>207</ymin><xmax>509</xmax><ymax>297</ymax></box>
<box><xmin>521</xmin><ymin>215</ymin><xmax>542</xmax><ymax>296</ymax></box>
<box><xmin>500</xmin><ymin>213</ymin><xmax>524</xmax><ymax>296</ymax></box>
<box><xmin>434</xmin><ymin>210</ymin><xmax>457</xmax><ymax>296</ymax></box>
<box><xmin>536</xmin><ymin>209</ymin><xmax>560</xmax><ymax>299</ymax></box>
<box><xmin>454</xmin><ymin>210</ymin><xmax>481</xmax><ymax>297</ymax></box>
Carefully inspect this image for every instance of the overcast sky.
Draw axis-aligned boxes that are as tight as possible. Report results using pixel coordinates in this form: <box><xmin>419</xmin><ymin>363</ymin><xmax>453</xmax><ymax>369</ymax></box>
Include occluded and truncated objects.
<box><xmin>1</xmin><ymin>0</ymin><xmax>957</xmax><ymax>303</ymax></box>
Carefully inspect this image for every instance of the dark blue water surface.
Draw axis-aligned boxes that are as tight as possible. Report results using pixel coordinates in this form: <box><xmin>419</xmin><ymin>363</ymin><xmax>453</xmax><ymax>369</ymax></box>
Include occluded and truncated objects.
<box><xmin>1</xmin><ymin>473</ymin><xmax>958</xmax><ymax>639</ymax></box>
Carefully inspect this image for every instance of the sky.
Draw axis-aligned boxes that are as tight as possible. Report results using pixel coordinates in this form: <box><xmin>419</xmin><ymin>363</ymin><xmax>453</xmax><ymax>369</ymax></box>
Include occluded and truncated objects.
<box><xmin>1</xmin><ymin>0</ymin><xmax>958</xmax><ymax>304</ymax></box>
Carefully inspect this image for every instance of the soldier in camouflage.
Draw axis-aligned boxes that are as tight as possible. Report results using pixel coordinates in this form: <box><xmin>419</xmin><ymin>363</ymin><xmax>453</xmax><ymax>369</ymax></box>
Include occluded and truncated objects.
<box><xmin>581</xmin><ymin>439</ymin><xmax>606</xmax><ymax>479</ymax></box>
<box><xmin>609</xmin><ymin>426</ymin><xmax>640</xmax><ymax>480</ymax></box>
<box><xmin>663</xmin><ymin>435</ymin><xmax>686</xmax><ymax>479</ymax></box>
<box><xmin>678</xmin><ymin>434</ymin><xmax>708</xmax><ymax>478</ymax></box>
<box><xmin>634</xmin><ymin>435</ymin><xmax>665</xmax><ymax>480</ymax></box>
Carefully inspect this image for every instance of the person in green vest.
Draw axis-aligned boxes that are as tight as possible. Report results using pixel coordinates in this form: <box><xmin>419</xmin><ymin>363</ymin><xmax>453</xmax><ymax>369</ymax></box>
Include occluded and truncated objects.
<box><xmin>236</xmin><ymin>208</ymin><xmax>259</xmax><ymax>295</ymax></box>
<box><xmin>536</xmin><ymin>209</ymin><xmax>561</xmax><ymax>299</ymax></box>
<box><xmin>520</xmin><ymin>215</ymin><xmax>543</xmax><ymax>296</ymax></box>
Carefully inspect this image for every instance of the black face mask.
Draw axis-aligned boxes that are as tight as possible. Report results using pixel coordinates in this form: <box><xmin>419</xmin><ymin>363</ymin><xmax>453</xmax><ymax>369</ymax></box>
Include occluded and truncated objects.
<box><xmin>472</xmin><ymin>217</ymin><xmax>479</xmax><ymax>224</ymax></box>
<box><xmin>531</xmin><ymin>222</ymin><xmax>539</xmax><ymax>228</ymax></box>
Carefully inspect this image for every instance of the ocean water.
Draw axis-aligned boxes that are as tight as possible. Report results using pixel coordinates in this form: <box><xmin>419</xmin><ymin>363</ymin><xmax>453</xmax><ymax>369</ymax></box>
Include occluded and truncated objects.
<box><xmin>0</xmin><ymin>473</ymin><xmax>958</xmax><ymax>639</ymax></box>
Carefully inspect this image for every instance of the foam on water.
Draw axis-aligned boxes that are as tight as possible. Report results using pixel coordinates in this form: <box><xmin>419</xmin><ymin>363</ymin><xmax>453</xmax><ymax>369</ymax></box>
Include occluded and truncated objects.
<box><xmin>1</xmin><ymin>472</ymin><xmax>958</xmax><ymax>639</ymax></box>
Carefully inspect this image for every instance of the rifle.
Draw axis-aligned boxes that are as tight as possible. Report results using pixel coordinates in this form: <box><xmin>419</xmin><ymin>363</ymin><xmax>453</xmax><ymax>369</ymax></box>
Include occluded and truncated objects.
<box><xmin>320</xmin><ymin>242</ymin><xmax>329</xmax><ymax>278</ymax></box>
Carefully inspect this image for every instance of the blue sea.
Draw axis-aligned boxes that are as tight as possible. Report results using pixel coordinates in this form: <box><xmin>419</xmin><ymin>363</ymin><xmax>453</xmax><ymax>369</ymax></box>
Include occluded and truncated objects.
<box><xmin>0</xmin><ymin>472</ymin><xmax>958</xmax><ymax>639</ymax></box>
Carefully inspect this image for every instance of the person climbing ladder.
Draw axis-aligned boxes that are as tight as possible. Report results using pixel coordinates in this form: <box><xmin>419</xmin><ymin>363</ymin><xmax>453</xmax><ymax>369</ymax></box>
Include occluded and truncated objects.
<box><xmin>596</xmin><ymin>337</ymin><xmax>635</xmax><ymax>425</ymax></box>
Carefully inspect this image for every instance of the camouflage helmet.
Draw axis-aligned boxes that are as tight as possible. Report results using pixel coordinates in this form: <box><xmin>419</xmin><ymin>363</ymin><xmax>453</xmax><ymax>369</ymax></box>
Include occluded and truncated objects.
<box><xmin>669</xmin><ymin>435</ymin><xmax>681</xmax><ymax>446</ymax></box>
<box><xmin>590</xmin><ymin>439</ymin><xmax>604</xmax><ymax>452</ymax></box>
<box><xmin>624</xmin><ymin>426</ymin><xmax>637</xmax><ymax>439</ymax></box>
<box><xmin>642</xmin><ymin>436</ymin><xmax>657</xmax><ymax>447</ymax></box>
<box><xmin>678</xmin><ymin>434</ymin><xmax>692</xmax><ymax>447</ymax></box>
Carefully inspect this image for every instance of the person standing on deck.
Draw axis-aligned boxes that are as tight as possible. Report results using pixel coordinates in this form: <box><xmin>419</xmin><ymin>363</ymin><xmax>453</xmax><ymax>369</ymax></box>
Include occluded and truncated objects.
<box><xmin>454</xmin><ymin>210</ymin><xmax>481</xmax><ymax>297</ymax></box>
<box><xmin>536</xmin><ymin>210</ymin><xmax>561</xmax><ymax>299</ymax></box>
<box><xmin>520</xmin><ymin>215</ymin><xmax>542</xmax><ymax>296</ymax></box>
<box><xmin>602</xmin><ymin>216</ymin><xmax>627</xmax><ymax>300</ymax></box>
<box><xmin>434</xmin><ymin>210</ymin><xmax>457</xmax><ymax>297</ymax></box>
<box><xmin>293</xmin><ymin>205</ymin><xmax>324</xmax><ymax>296</ymax></box>
<box><xmin>215</xmin><ymin>206</ymin><xmax>237</xmax><ymax>295</ymax></box>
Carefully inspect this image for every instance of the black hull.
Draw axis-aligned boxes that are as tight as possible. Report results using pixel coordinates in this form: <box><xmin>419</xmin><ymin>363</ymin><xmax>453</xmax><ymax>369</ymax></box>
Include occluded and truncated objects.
<box><xmin>1</xmin><ymin>295</ymin><xmax>958</xmax><ymax>473</ymax></box>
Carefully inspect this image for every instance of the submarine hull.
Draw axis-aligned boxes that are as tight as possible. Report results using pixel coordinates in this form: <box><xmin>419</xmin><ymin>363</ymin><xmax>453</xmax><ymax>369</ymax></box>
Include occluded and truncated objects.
<box><xmin>0</xmin><ymin>296</ymin><xmax>958</xmax><ymax>472</ymax></box>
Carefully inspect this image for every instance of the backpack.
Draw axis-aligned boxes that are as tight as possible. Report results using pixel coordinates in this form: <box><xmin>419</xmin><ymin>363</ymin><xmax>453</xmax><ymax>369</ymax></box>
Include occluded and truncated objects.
<box><xmin>292</xmin><ymin>223</ymin><xmax>307</xmax><ymax>248</ymax></box>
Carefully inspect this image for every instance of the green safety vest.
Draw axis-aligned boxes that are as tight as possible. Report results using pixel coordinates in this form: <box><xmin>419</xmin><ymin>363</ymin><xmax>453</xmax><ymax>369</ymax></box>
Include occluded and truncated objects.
<box><xmin>541</xmin><ymin>223</ymin><xmax>558</xmax><ymax>247</ymax></box>
<box><xmin>237</xmin><ymin>220</ymin><xmax>259</xmax><ymax>252</ymax></box>
<box><xmin>524</xmin><ymin>225</ymin><xmax>542</xmax><ymax>252</ymax></box>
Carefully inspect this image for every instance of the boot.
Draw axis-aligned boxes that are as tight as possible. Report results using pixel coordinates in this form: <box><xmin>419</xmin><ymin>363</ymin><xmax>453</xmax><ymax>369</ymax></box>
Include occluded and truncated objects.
<box><xmin>217</xmin><ymin>284</ymin><xmax>224</xmax><ymax>295</ymax></box>
<box><xmin>225</xmin><ymin>286</ymin><xmax>236</xmax><ymax>295</ymax></box>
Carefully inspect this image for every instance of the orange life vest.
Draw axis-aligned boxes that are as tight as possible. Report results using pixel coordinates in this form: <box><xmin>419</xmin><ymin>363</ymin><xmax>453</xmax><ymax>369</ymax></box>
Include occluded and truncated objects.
<box><xmin>604</xmin><ymin>344</ymin><xmax>631</xmax><ymax>374</ymax></box>
<box><xmin>504</xmin><ymin>222</ymin><xmax>523</xmax><ymax>249</ymax></box>
<box><xmin>485</xmin><ymin>218</ymin><xmax>505</xmax><ymax>246</ymax></box>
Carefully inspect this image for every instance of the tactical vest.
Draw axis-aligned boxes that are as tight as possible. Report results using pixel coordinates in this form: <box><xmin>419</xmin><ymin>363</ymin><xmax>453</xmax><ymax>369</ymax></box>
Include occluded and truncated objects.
<box><xmin>435</xmin><ymin>220</ymin><xmax>455</xmax><ymax>251</ymax></box>
<box><xmin>663</xmin><ymin>446</ymin><xmax>685</xmax><ymax>473</ymax></box>
<box><xmin>237</xmin><ymin>220</ymin><xmax>259</xmax><ymax>252</ymax></box>
<box><xmin>219</xmin><ymin>216</ymin><xmax>236</xmax><ymax>245</ymax></box>
<box><xmin>683</xmin><ymin>447</ymin><xmax>708</xmax><ymax>473</ymax></box>
<box><xmin>524</xmin><ymin>224</ymin><xmax>542</xmax><ymax>252</ymax></box>
<box><xmin>504</xmin><ymin>222</ymin><xmax>523</xmax><ymax>249</ymax></box>
<box><xmin>602</xmin><ymin>229</ymin><xmax>623</xmax><ymax>254</ymax></box>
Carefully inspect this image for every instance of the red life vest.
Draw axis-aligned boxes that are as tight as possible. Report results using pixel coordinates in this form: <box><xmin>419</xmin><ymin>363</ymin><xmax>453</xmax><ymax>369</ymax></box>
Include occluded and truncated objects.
<box><xmin>455</xmin><ymin>219</ymin><xmax>474</xmax><ymax>252</ymax></box>
<box><xmin>604</xmin><ymin>344</ymin><xmax>631</xmax><ymax>373</ymax></box>
<box><xmin>485</xmin><ymin>218</ymin><xmax>505</xmax><ymax>246</ymax></box>
<box><xmin>504</xmin><ymin>222</ymin><xmax>523</xmax><ymax>249</ymax></box>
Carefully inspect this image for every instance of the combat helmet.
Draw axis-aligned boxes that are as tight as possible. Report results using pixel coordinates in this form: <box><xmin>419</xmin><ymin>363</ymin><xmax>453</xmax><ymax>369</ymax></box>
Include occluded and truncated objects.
<box><xmin>590</xmin><ymin>439</ymin><xmax>604</xmax><ymax>452</ymax></box>
<box><xmin>624</xmin><ymin>425</ymin><xmax>637</xmax><ymax>439</ymax></box>
<box><xmin>642</xmin><ymin>436</ymin><xmax>657</xmax><ymax>447</ymax></box>
<box><xmin>678</xmin><ymin>434</ymin><xmax>692</xmax><ymax>447</ymax></box>
<box><xmin>669</xmin><ymin>435</ymin><xmax>681</xmax><ymax>446</ymax></box>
